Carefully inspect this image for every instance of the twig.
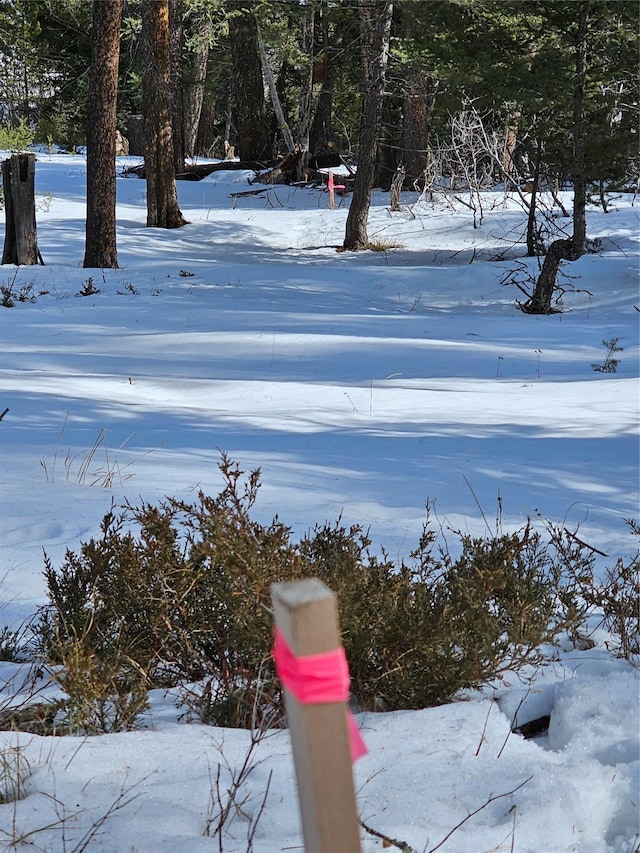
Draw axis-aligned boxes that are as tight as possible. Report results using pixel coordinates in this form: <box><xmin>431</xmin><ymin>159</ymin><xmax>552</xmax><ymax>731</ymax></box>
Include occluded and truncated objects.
<box><xmin>563</xmin><ymin>527</ymin><xmax>609</xmax><ymax>558</ymax></box>
<box><xmin>463</xmin><ymin>474</ymin><xmax>492</xmax><ymax>536</ymax></box>
<box><xmin>246</xmin><ymin>769</ymin><xmax>273</xmax><ymax>851</ymax></box>
<box><xmin>497</xmin><ymin>688</ymin><xmax>530</xmax><ymax>759</ymax></box>
<box><xmin>69</xmin><ymin>776</ymin><xmax>146</xmax><ymax>853</ymax></box>
<box><xmin>426</xmin><ymin>776</ymin><xmax>533</xmax><ymax>853</ymax></box>
<box><xmin>360</xmin><ymin>819</ymin><xmax>416</xmax><ymax>852</ymax></box>
<box><xmin>475</xmin><ymin>698</ymin><xmax>495</xmax><ymax>756</ymax></box>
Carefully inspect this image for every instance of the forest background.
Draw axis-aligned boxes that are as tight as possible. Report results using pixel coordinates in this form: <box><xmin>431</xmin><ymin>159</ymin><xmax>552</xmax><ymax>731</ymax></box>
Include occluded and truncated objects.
<box><xmin>0</xmin><ymin>0</ymin><xmax>637</xmax><ymax>208</ymax></box>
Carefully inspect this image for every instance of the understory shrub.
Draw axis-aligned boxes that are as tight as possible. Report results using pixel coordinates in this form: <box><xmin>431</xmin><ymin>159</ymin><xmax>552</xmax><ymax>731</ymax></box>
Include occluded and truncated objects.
<box><xmin>553</xmin><ymin>518</ymin><xmax>640</xmax><ymax>658</ymax></box>
<box><xmin>0</xmin><ymin>119</ymin><xmax>34</xmax><ymax>154</ymax></box>
<box><xmin>36</xmin><ymin>455</ymin><xmax>635</xmax><ymax>734</ymax></box>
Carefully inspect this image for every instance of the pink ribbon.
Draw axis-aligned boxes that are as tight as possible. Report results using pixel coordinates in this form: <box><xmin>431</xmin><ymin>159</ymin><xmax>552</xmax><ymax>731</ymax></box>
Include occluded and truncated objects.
<box><xmin>327</xmin><ymin>172</ymin><xmax>346</xmax><ymax>192</ymax></box>
<box><xmin>272</xmin><ymin>627</ymin><xmax>367</xmax><ymax>762</ymax></box>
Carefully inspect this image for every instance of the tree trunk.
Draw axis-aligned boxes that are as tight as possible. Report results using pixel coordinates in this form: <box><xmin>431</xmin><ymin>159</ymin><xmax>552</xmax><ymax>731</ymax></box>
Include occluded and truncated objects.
<box><xmin>258</xmin><ymin>26</ymin><xmax>295</xmax><ymax>153</ymax></box>
<box><xmin>2</xmin><ymin>153</ymin><xmax>42</xmax><ymax>265</ymax></box>
<box><xmin>83</xmin><ymin>0</ymin><xmax>122</xmax><ymax>269</ymax></box>
<box><xmin>141</xmin><ymin>0</ymin><xmax>187</xmax><ymax>228</ymax></box>
<box><xmin>196</xmin><ymin>102</ymin><xmax>217</xmax><ymax>156</ymax></box>
<box><xmin>127</xmin><ymin>114</ymin><xmax>145</xmax><ymax>156</ymax></box>
<box><xmin>525</xmin><ymin>141</ymin><xmax>542</xmax><ymax>257</ymax></box>
<box><xmin>309</xmin><ymin>17</ymin><xmax>341</xmax><ymax>155</ymax></box>
<box><xmin>342</xmin><ymin>0</ymin><xmax>393</xmax><ymax>251</ymax></box>
<box><xmin>228</xmin><ymin>1</ymin><xmax>270</xmax><ymax>161</ymax></box>
<box><xmin>376</xmin><ymin>93</ymin><xmax>396</xmax><ymax>192</ymax></box>
<box><xmin>524</xmin><ymin>238</ymin><xmax>578</xmax><ymax>313</ymax></box>
<box><xmin>168</xmin><ymin>0</ymin><xmax>185</xmax><ymax>174</ymax></box>
<box><xmin>295</xmin><ymin>4</ymin><xmax>315</xmax><ymax>181</ymax></box>
<box><xmin>525</xmin><ymin>2</ymin><xmax>589</xmax><ymax>314</ymax></box>
<box><xmin>401</xmin><ymin>66</ymin><xmax>438</xmax><ymax>190</ymax></box>
<box><xmin>184</xmin><ymin>31</ymin><xmax>210</xmax><ymax>158</ymax></box>
<box><xmin>502</xmin><ymin>104</ymin><xmax>521</xmax><ymax>180</ymax></box>
<box><xmin>571</xmin><ymin>2</ymin><xmax>588</xmax><ymax>258</ymax></box>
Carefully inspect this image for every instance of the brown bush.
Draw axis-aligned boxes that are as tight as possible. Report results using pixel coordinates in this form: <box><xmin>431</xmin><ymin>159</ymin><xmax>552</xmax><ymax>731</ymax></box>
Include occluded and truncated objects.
<box><xmin>37</xmin><ymin>455</ymin><xmax>633</xmax><ymax>733</ymax></box>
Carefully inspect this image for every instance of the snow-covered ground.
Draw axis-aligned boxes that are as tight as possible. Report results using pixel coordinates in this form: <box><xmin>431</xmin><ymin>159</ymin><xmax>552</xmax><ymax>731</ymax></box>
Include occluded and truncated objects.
<box><xmin>0</xmin><ymin>154</ymin><xmax>638</xmax><ymax>851</ymax></box>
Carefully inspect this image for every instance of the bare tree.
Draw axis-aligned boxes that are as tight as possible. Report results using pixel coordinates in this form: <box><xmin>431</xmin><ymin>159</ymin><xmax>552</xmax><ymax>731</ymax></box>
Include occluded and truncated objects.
<box><xmin>342</xmin><ymin>0</ymin><xmax>393</xmax><ymax>251</ymax></box>
<box><xmin>83</xmin><ymin>0</ymin><xmax>122</xmax><ymax>269</ymax></box>
<box><xmin>141</xmin><ymin>0</ymin><xmax>187</xmax><ymax>228</ymax></box>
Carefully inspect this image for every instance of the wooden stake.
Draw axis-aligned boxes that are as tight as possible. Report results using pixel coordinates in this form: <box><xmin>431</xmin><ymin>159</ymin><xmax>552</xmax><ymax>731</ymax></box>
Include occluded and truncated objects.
<box><xmin>271</xmin><ymin>578</ymin><xmax>362</xmax><ymax>853</ymax></box>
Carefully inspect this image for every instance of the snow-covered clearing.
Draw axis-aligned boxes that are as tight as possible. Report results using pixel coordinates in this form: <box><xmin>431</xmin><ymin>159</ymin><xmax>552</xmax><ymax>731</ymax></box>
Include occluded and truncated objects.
<box><xmin>0</xmin><ymin>154</ymin><xmax>638</xmax><ymax>851</ymax></box>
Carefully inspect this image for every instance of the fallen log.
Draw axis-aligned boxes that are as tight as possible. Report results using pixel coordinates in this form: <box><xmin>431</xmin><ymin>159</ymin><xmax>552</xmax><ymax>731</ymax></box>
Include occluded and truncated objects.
<box><xmin>252</xmin><ymin>149</ymin><xmax>302</xmax><ymax>185</ymax></box>
<box><xmin>122</xmin><ymin>160</ymin><xmax>271</xmax><ymax>181</ymax></box>
<box><xmin>229</xmin><ymin>187</ymin><xmax>271</xmax><ymax>199</ymax></box>
<box><xmin>122</xmin><ymin>152</ymin><xmax>353</xmax><ymax>191</ymax></box>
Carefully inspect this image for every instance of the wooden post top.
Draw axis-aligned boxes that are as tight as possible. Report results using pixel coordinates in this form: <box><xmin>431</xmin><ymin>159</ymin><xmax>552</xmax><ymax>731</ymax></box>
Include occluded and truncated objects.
<box><xmin>272</xmin><ymin>578</ymin><xmax>340</xmax><ymax>656</ymax></box>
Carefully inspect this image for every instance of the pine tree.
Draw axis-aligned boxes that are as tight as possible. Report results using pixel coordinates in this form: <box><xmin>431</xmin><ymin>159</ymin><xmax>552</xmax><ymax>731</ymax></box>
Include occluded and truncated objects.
<box><xmin>227</xmin><ymin>0</ymin><xmax>270</xmax><ymax>161</ymax></box>
<box><xmin>342</xmin><ymin>0</ymin><xmax>393</xmax><ymax>251</ymax></box>
<box><xmin>83</xmin><ymin>0</ymin><xmax>122</xmax><ymax>270</ymax></box>
<box><xmin>141</xmin><ymin>0</ymin><xmax>188</xmax><ymax>228</ymax></box>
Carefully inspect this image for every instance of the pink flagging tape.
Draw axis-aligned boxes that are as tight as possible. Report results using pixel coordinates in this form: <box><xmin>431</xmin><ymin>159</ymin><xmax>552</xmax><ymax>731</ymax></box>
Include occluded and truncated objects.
<box><xmin>327</xmin><ymin>172</ymin><xmax>346</xmax><ymax>192</ymax></box>
<box><xmin>272</xmin><ymin>627</ymin><xmax>368</xmax><ymax>762</ymax></box>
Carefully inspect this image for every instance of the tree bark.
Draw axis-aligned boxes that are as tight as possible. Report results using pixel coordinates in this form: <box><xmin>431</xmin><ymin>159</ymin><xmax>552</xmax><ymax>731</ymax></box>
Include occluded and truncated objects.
<box><xmin>525</xmin><ymin>238</ymin><xmax>577</xmax><ymax>313</ymax></box>
<box><xmin>309</xmin><ymin>14</ymin><xmax>341</xmax><ymax>155</ymax></box>
<box><xmin>295</xmin><ymin>3</ymin><xmax>315</xmax><ymax>181</ymax></box>
<box><xmin>401</xmin><ymin>66</ymin><xmax>437</xmax><ymax>190</ymax></box>
<box><xmin>168</xmin><ymin>0</ymin><xmax>185</xmax><ymax>174</ymax></box>
<box><xmin>228</xmin><ymin>1</ymin><xmax>270</xmax><ymax>161</ymax></box>
<box><xmin>526</xmin><ymin>141</ymin><xmax>542</xmax><ymax>257</ymax></box>
<box><xmin>258</xmin><ymin>26</ymin><xmax>295</xmax><ymax>153</ymax></box>
<box><xmin>342</xmin><ymin>0</ymin><xmax>393</xmax><ymax>251</ymax></box>
<box><xmin>141</xmin><ymin>0</ymin><xmax>187</xmax><ymax>228</ymax></box>
<box><xmin>570</xmin><ymin>1</ymin><xmax>588</xmax><ymax>258</ymax></box>
<box><xmin>2</xmin><ymin>153</ymin><xmax>42</xmax><ymax>265</ymax></box>
<box><xmin>183</xmin><ymin>29</ymin><xmax>210</xmax><ymax>158</ymax></box>
<box><xmin>502</xmin><ymin>105</ymin><xmax>521</xmax><ymax>180</ymax></box>
<box><xmin>525</xmin><ymin>2</ymin><xmax>589</xmax><ymax>314</ymax></box>
<box><xmin>376</xmin><ymin>100</ymin><xmax>396</xmax><ymax>192</ymax></box>
<box><xmin>83</xmin><ymin>0</ymin><xmax>122</xmax><ymax>269</ymax></box>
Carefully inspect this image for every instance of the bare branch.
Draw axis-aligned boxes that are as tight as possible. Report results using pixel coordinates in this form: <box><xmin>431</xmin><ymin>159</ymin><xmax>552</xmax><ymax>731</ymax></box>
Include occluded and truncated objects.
<box><xmin>427</xmin><ymin>776</ymin><xmax>534</xmax><ymax>853</ymax></box>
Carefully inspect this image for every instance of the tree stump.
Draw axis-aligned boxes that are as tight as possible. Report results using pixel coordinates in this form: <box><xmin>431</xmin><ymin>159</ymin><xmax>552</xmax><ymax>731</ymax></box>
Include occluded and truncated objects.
<box><xmin>2</xmin><ymin>153</ymin><xmax>43</xmax><ymax>266</ymax></box>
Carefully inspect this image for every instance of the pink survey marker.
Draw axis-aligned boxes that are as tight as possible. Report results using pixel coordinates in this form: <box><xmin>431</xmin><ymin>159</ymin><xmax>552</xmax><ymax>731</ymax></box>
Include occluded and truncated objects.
<box><xmin>272</xmin><ymin>626</ymin><xmax>367</xmax><ymax>762</ymax></box>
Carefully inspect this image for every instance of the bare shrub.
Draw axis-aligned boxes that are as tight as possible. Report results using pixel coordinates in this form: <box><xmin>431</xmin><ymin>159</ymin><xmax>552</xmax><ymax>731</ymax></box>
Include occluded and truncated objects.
<box><xmin>552</xmin><ymin>519</ymin><xmax>639</xmax><ymax>659</ymax></box>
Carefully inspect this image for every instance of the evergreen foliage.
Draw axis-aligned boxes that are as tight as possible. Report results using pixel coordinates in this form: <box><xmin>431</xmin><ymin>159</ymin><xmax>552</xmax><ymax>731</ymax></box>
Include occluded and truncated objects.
<box><xmin>0</xmin><ymin>0</ymin><xmax>635</xmax><ymax>180</ymax></box>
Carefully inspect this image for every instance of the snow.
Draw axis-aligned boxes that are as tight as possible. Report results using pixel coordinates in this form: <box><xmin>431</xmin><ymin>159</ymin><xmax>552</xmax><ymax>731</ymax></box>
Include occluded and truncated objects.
<box><xmin>0</xmin><ymin>153</ymin><xmax>638</xmax><ymax>851</ymax></box>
